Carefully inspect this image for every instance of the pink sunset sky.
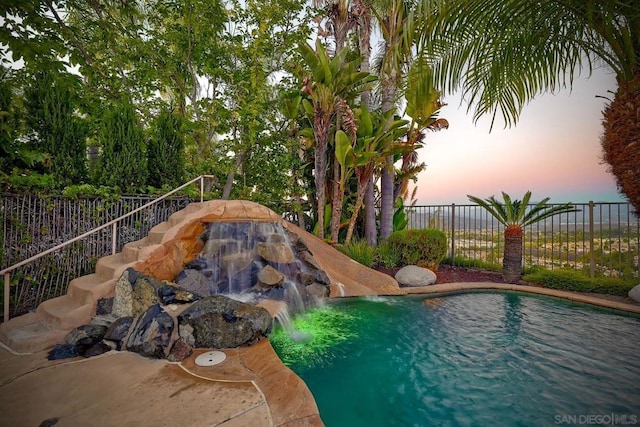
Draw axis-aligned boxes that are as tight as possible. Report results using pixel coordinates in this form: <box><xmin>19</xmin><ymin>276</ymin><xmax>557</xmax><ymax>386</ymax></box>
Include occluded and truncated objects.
<box><xmin>410</xmin><ymin>66</ymin><xmax>627</xmax><ymax>205</ymax></box>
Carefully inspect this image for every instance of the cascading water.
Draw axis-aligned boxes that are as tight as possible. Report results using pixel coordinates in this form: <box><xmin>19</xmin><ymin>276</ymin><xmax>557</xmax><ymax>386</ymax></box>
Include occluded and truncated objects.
<box><xmin>173</xmin><ymin>221</ymin><xmax>331</xmax><ymax>323</ymax></box>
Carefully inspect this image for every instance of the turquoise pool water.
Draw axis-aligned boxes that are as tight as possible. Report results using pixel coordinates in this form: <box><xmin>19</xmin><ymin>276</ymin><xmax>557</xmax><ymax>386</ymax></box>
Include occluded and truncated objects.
<box><xmin>270</xmin><ymin>293</ymin><xmax>640</xmax><ymax>426</ymax></box>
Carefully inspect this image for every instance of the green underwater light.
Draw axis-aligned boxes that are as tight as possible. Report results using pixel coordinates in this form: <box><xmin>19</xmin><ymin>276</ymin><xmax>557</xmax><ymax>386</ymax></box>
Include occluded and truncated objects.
<box><xmin>270</xmin><ymin>305</ymin><xmax>358</xmax><ymax>368</ymax></box>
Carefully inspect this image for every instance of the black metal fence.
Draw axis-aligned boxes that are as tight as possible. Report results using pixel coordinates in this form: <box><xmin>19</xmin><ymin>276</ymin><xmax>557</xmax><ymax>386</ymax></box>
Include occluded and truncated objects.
<box><xmin>407</xmin><ymin>202</ymin><xmax>640</xmax><ymax>278</ymax></box>
<box><xmin>1</xmin><ymin>194</ymin><xmax>190</xmax><ymax>317</ymax></box>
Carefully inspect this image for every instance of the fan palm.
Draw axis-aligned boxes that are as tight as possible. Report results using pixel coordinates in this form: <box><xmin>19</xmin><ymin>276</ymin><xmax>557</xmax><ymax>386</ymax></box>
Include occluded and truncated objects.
<box><xmin>421</xmin><ymin>0</ymin><xmax>640</xmax><ymax>212</ymax></box>
<box><xmin>467</xmin><ymin>192</ymin><xmax>579</xmax><ymax>283</ymax></box>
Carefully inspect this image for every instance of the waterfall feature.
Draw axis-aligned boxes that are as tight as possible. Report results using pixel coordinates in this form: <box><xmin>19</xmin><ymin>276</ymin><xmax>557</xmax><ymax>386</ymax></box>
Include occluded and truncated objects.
<box><xmin>174</xmin><ymin>221</ymin><xmax>331</xmax><ymax>316</ymax></box>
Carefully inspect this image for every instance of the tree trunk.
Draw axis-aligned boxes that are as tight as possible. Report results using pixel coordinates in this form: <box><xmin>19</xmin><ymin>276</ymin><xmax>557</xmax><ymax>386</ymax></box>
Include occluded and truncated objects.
<box><xmin>379</xmin><ymin>69</ymin><xmax>398</xmax><ymax>240</ymax></box>
<box><xmin>221</xmin><ymin>147</ymin><xmax>249</xmax><ymax>199</ymax></box>
<box><xmin>314</xmin><ymin>113</ymin><xmax>331</xmax><ymax>240</ymax></box>
<box><xmin>601</xmin><ymin>68</ymin><xmax>640</xmax><ymax>214</ymax></box>
<box><xmin>502</xmin><ymin>234</ymin><xmax>523</xmax><ymax>284</ymax></box>
<box><xmin>330</xmin><ymin>157</ymin><xmax>342</xmax><ymax>244</ymax></box>
<box><xmin>380</xmin><ymin>154</ymin><xmax>395</xmax><ymax>239</ymax></box>
<box><xmin>364</xmin><ymin>176</ymin><xmax>377</xmax><ymax>245</ymax></box>
<box><xmin>355</xmin><ymin>0</ymin><xmax>377</xmax><ymax>245</ymax></box>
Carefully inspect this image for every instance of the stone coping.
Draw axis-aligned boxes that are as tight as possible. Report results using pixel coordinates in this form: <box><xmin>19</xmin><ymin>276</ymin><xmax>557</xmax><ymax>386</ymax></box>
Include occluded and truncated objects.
<box><xmin>402</xmin><ymin>282</ymin><xmax>640</xmax><ymax>315</ymax></box>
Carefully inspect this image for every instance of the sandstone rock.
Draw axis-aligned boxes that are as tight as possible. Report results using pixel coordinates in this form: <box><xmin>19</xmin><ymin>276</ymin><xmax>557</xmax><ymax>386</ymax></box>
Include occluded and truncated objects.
<box><xmin>127</xmin><ymin>304</ymin><xmax>175</xmax><ymax>359</ymax></box>
<box><xmin>167</xmin><ymin>337</ymin><xmax>193</xmax><ymax>362</ymax></box>
<box><xmin>299</xmin><ymin>268</ymin><xmax>331</xmax><ymax>286</ymax></box>
<box><xmin>286</xmin><ymin>230</ymin><xmax>309</xmax><ymax>254</ymax></box>
<box><xmin>629</xmin><ymin>284</ymin><xmax>640</xmax><ymax>303</ymax></box>
<box><xmin>298</xmin><ymin>251</ymin><xmax>322</xmax><ymax>271</ymax></box>
<box><xmin>203</xmin><ymin>238</ymin><xmax>240</xmax><ymax>256</ymax></box>
<box><xmin>178</xmin><ymin>296</ymin><xmax>272</xmax><ymax>348</ymax></box>
<box><xmin>256</xmin><ymin>242</ymin><xmax>294</xmax><ymax>264</ymax></box>
<box><xmin>395</xmin><ymin>265</ymin><xmax>437</xmax><ymax>287</ymax></box>
<box><xmin>257</xmin><ymin>265</ymin><xmax>284</xmax><ymax>288</ymax></box>
<box><xmin>305</xmin><ymin>282</ymin><xmax>330</xmax><ymax>299</ymax></box>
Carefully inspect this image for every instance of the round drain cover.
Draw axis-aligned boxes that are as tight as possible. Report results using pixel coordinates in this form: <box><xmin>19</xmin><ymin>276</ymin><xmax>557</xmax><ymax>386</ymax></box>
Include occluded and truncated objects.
<box><xmin>195</xmin><ymin>350</ymin><xmax>226</xmax><ymax>367</ymax></box>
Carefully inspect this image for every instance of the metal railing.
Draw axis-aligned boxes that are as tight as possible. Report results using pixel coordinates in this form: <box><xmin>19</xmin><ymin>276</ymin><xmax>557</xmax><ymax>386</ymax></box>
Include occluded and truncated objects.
<box><xmin>406</xmin><ymin>202</ymin><xmax>640</xmax><ymax>278</ymax></box>
<box><xmin>1</xmin><ymin>175</ymin><xmax>215</xmax><ymax>322</ymax></box>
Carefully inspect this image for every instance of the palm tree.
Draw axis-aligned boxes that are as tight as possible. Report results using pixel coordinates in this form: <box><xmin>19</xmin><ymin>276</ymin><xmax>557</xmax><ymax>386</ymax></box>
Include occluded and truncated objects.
<box><xmin>297</xmin><ymin>40</ymin><xmax>373</xmax><ymax>240</ymax></box>
<box><xmin>467</xmin><ymin>192</ymin><xmax>578</xmax><ymax>283</ymax></box>
<box><xmin>374</xmin><ymin>0</ymin><xmax>417</xmax><ymax>240</ymax></box>
<box><xmin>421</xmin><ymin>0</ymin><xmax>640</xmax><ymax>212</ymax></box>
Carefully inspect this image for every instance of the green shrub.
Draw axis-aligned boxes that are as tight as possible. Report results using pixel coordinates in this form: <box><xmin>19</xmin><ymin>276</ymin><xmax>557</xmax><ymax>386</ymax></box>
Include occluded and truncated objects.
<box><xmin>2</xmin><ymin>172</ymin><xmax>56</xmax><ymax>194</ymax></box>
<box><xmin>94</xmin><ymin>97</ymin><xmax>147</xmax><ymax>192</ymax></box>
<box><xmin>376</xmin><ymin>241</ymin><xmax>402</xmax><ymax>268</ymax></box>
<box><xmin>387</xmin><ymin>229</ymin><xmax>447</xmax><ymax>269</ymax></box>
<box><xmin>62</xmin><ymin>184</ymin><xmax>122</xmax><ymax>200</ymax></box>
<box><xmin>337</xmin><ymin>239</ymin><xmax>377</xmax><ymax>268</ymax></box>
<box><xmin>523</xmin><ymin>268</ymin><xmax>636</xmax><ymax>296</ymax></box>
<box><xmin>444</xmin><ymin>256</ymin><xmax>501</xmax><ymax>272</ymax></box>
<box><xmin>147</xmin><ymin>107</ymin><xmax>185</xmax><ymax>188</ymax></box>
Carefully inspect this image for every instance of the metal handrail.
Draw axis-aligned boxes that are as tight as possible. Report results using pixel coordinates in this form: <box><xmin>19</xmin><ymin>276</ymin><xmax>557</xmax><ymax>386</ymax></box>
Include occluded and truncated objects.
<box><xmin>2</xmin><ymin>175</ymin><xmax>215</xmax><ymax>322</ymax></box>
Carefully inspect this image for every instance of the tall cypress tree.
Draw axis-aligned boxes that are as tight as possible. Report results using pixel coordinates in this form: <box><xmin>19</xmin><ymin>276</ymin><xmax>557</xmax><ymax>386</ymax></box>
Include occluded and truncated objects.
<box><xmin>147</xmin><ymin>107</ymin><xmax>185</xmax><ymax>188</ymax></box>
<box><xmin>95</xmin><ymin>97</ymin><xmax>147</xmax><ymax>191</ymax></box>
<box><xmin>23</xmin><ymin>71</ymin><xmax>87</xmax><ymax>186</ymax></box>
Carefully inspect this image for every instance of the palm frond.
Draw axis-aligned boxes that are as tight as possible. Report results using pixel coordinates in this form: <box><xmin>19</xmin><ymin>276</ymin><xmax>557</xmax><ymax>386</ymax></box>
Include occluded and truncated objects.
<box><xmin>469</xmin><ymin>191</ymin><xmax>580</xmax><ymax>228</ymax></box>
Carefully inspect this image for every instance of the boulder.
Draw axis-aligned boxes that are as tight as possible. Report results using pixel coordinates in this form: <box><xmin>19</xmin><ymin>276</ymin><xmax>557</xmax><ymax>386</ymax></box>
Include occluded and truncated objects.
<box><xmin>395</xmin><ymin>265</ymin><xmax>437</xmax><ymax>287</ymax></box>
<box><xmin>96</xmin><ymin>297</ymin><xmax>114</xmax><ymax>315</ymax></box>
<box><xmin>65</xmin><ymin>324</ymin><xmax>108</xmax><ymax>347</ymax></box>
<box><xmin>178</xmin><ymin>295</ymin><xmax>272</xmax><ymax>348</ymax></box>
<box><xmin>131</xmin><ymin>275</ymin><xmax>164</xmax><ymax>317</ymax></box>
<box><xmin>257</xmin><ymin>265</ymin><xmax>285</xmax><ymax>288</ymax></box>
<box><xmin>112</xmin><ymin>269</ymin><xmax>135</xmax><ymax>318</ymax></box>
<box><xmin>127</xmin><ymin>304</ymin><xmax>175</xmax><ymax>359</ymax></box>
<box><xmin>48</xmin><ymin>344</ymin><xmax>79</xmax><ymax>360</ymax></box>
<box><xmin>103</xmin><ymin>316</ymin><xmax>135</xmax><ymax>350</ymax></box>
<box><xmin>175</xmin><ymin>269</ymin><xmax>214</xmax><ymax>296</ymax></box>
<box><xmin>167</xmin><ymin>337</ymin><xmax>193</xmax><ymax>362</ymax></box>
<box><xmin>158</xmin><ymin>283</ymin><xmax>203</xmax><ymax>305</ymax></box>
<box><xmin>256</xmin><ymin>242</ymin><xmax>294</xmax><ymax>264</ymax></box>
<box><xmin>629</xmin><ymin>284</ymin><xmax>640</xmax><ymax>303</ymax></box>
<box><xmin>64</xmin><ymin>323</ymin><xmax>109</xmax><ymax>357</ymax></box>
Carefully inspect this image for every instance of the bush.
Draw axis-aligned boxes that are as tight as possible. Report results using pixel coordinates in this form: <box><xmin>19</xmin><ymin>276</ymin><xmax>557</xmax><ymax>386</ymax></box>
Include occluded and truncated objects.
<box><xmin>94</xmin><ymin>97</ymin><xmax>147</xmax><ymax>192</ymax></box>
<box><xmin>443</xmin><ymin>256</ymin><xmax>501</xmax><ymax>272</ymax></box>
<box><xmin>376</xmin><ymin>242</ymin><xmax>402</xmax><ymax>269</ymax></box>
<box><xmin>147</xmin><ymin>107</ymin><xmax>185</xmax><ymax>188</ymax></box>
<box><xmin>523</xmin><ymin>268</ymin><xmax>636</xmax><ymax>296</ymax></box>
<box><xmin>387</xmin><ymin>229</ymin><xmax>447</xmax><ymax>269</ymax></box>
<box><xmin>337</xmin><ymin>239</ymin><xmax>377</xmax><ymax>268</ymax></box>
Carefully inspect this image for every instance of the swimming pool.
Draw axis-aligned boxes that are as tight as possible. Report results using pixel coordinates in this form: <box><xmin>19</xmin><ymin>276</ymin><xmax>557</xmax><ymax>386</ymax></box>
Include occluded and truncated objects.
<box><xmin>270</xmin><ymin>292</ymin><xmax>640</xmax><ymax>426</ymax></box>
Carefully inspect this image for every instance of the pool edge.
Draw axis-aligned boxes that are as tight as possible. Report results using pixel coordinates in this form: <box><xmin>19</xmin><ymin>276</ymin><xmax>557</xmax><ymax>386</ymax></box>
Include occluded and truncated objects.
<box><xmin>403</xmin><ymin>282</ymin><xmax>640</xmax><ymax>315</ymax></box>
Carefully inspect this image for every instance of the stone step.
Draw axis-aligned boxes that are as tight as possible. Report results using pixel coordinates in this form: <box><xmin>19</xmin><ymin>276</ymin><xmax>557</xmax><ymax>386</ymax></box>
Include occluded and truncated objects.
<box><xmin>67</xmin><ymin>274</ymin><xmax>116</xmax><ymax>305</ymax></box>
<box><xmin>37</xmin><ymin>296</ymin><xmax>94</xmax><ymax>331</ymax></box>
<box><xmin>122</xmin><ymin>237</ymin><xmax>149</xmax><ymax>262</ymax></box>
<box><xmin>168</xmin><ymin>202</ymin><xmax>203</xmax><ymax>226</ymax></box>
<box><xmin>147</xmin><ymin>221</ymin><xmax>172</xmax><ymax>244</ymax></box>
<box><xmin>0</xmin><ymin>312</ymin><xmax>68</xmax><ymax>353</ymax></box>
<box><xmin>95</xmin><ymin>253</ymin><xmax>135</xmax><ymax>281</ymax></box>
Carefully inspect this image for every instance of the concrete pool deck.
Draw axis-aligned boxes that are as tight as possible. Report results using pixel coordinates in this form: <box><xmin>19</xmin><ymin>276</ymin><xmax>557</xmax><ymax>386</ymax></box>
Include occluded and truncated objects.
<box><xmin>1</xmin><ymin>282</ymin><xmax>638</xmax><ymax>427</ymax></box>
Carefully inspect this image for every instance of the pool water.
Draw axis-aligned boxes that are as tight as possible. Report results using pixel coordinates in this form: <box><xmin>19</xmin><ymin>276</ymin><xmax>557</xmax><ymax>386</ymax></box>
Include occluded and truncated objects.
<box><xmin>270</xmin><ymin>293</ymin><xmax>640</xmax><ymax>426</ymax></box>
